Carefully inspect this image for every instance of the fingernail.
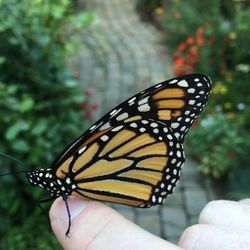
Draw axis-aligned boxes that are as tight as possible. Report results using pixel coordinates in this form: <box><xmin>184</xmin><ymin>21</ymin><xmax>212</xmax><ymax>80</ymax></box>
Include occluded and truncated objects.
<box><xmin>55</xmin><ymin>197</ymin><xmax>88</xmax><ymax>221</ymax></box>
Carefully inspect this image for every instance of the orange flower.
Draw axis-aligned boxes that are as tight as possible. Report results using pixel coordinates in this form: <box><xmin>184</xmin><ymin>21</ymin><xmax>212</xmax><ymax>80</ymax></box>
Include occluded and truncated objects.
<box><xmin>186</xmin><ymin>36</ymin><xmax>194</xmax><ymax>45</ymax></box>
<box><xmin>196</xmin><ymin>26</ymin><xmax>204</xmax><ymax>46</ymax></box>
<box><xmin>174</xmin><ymin>62</ymin><xmax>194</xmax><ymax>76</ymax></box>
<box><xmin>187</xmin><ymin>46</ymin><xmax>199</xmax><ymax>63</ymax></box>
<box><xmin>177</xmin><ymin>42</ymin><xmax>186</xmax><ymax>52</ymax></box>
<box><xmin>197</xmin><ymin>36</ymin><xmax>204</xmax><ymax>46</ymax></box>
<box><xmin>174</xmin><ymin>56</ymin><xmax>187</xmax><ymax>65</ymax></box>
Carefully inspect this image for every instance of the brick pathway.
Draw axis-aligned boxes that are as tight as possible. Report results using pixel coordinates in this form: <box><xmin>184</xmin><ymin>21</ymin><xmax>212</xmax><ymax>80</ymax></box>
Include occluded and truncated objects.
<box><xmin>76</xmin><ymin>0</ymin><xmax>217</xmax><ymax>244</ymax></box>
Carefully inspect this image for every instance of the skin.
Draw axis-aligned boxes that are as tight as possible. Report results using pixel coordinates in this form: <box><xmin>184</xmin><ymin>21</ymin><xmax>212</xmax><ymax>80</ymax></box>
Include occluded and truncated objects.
<box><xmin>50</xmin><ymin>198</ymin><xmax>250</xmax><ymax>250</ymax></box>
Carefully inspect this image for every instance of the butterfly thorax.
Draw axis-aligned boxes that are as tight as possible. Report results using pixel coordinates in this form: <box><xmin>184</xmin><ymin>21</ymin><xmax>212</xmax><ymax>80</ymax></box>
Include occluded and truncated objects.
<box><xmin>27</xmin><ymin>169</ymin><xmax>76</xmax><ymax>198</ymax></box>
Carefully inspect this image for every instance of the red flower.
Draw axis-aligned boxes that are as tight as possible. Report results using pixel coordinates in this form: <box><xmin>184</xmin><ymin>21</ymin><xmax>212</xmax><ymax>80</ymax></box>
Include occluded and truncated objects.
<box><xmin>72</xmin><ymin>71</ymin><xmax>80</xmax><ymax>79</ymax></box>
<box><xmin>197</xmin><ymin>37</ymin><xmax>204</xmax><ymax>46</ymax></box>
<box><xmin>196</xmin><ymin>26</ymin><xmax>204</xmax><ymax>46</ymax></box>
<box><xmin>174</xmin><ymin>63</ymin><xmax>194</xmax><ymax>76</ymax></box>
<box><xmin>174</xmin><ymin>56</ymin><xmax>187</xmax><ymax>65</ymax></box>
<box><xmin>187</xmin><ymin>46</ymin><xmax>199</xmax><ymax>63</ymax></box>
<box><xmin>84</xmin><ymin>109</ymin><xmax>92</xmax><ymax>119</ymax></box>
<box><xmin>91</xmin><ymin>103</ymin><xmax>98</xmax><ymax>111</ymax></box>
<box><xmin>177</xmin><ymin>42</ymin><xmax>186</xmax><ymax>52</ymax></box>
<box><xmin>80</xmin><ymin>100</ymin><xmax>88</xmax><ymax>108</ymax></box>
<box><xmin>187</xmin><ymin>36</ymin><xmax>194</xmax><ymax>45</ymax></box>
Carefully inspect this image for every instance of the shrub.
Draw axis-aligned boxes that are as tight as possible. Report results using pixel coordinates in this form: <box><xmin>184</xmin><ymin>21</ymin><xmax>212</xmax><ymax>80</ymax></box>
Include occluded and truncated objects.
<box><xmin>162</xmin><ymin>0</ymin><xmax>250</xmax><ymax>195</ymax></box>
<box><xmin>187</xmin><ymin>112</ymin><xmax>243</xmax><ymax>178</ymax></box>
<box><xmin>0</xmin><ymin>0</ymin><xmax>94</xmax><ymax>248</ymax></box>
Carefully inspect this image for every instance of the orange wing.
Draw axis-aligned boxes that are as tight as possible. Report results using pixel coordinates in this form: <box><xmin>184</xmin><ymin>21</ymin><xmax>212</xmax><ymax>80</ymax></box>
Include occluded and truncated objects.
<box><xmin>51</xmin><ymin>74</ymin><xmax>211</xmax><ymax>207</ymax></box>
<box><xmin>55</xmin><ymin>119</ymin><xmax>184</xmax><ymax>208</ymax></box>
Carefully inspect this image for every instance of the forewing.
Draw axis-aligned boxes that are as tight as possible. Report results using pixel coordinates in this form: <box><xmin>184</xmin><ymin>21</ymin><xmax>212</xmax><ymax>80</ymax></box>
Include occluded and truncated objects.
<box><xmin>51</xmin><ymin>74</ymin><xmax>211</xmax><ymax>170</ymax></box>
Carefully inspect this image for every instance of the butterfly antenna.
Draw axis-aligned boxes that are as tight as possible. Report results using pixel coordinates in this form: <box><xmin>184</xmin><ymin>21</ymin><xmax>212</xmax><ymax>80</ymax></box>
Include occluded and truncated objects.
<box><xmin>0</xmin><ymin>152</ymin><xmax>23</xmax><ymax>164</ymax></box>
<box><xmin>0</xmin><ymin>170</ymin><xmax>29</xmax><ymax>177</ymax></box>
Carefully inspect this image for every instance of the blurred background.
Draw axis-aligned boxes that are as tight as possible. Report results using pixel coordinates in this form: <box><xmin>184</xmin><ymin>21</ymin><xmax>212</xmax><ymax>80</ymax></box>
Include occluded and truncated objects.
<box><xmin>0</xmin><ymin>0</ymin><xmax>249</xmax><ymax>249</ymax></box>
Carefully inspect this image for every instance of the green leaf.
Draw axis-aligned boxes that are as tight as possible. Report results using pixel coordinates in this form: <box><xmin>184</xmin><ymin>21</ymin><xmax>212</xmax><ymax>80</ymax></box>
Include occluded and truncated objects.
<box><xmin>12</xmin><ymin>139</ymin><xmax>29</xmax><ymax>152</ymax></box>
<box><xmin>31</xmin><ymin>120</ymin><xmax>47</xmax><ymax>135</ymax></box>
<box><xmin>0</xmin><ymin>56</ymin><xmax>5</xmax><ymax>64</ymax></box>
<box><xmin>5</xmin><ymin>120</ymin><xmax>30</xmax><ymax>140</ymax></box>
<box><xmin>20</xmin><ymin>97</ymin><xmax>34</xmax><ymax>112</ymax></box>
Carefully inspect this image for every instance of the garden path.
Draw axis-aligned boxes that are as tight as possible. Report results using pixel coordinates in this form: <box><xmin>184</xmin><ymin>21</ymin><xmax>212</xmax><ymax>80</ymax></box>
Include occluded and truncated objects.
<box><xmin>76</xmin><ymin>0</ymin><xmax>216</xmax><ymax>244</ymax></box>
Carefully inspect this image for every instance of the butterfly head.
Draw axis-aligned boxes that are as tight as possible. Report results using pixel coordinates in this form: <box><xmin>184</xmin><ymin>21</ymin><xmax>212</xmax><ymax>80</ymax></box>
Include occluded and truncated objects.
<box><xmin>27</xmin><ymin>169</ymin><xmax>75</xmax><ymax>198</ymax></box>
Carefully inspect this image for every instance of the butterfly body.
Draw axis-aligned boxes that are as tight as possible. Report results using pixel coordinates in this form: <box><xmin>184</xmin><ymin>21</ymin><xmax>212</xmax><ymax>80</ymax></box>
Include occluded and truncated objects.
<box><xmin>27</xmin><ymin>74</ymin><xmax>211</xmax><ymax>209</ymax></box>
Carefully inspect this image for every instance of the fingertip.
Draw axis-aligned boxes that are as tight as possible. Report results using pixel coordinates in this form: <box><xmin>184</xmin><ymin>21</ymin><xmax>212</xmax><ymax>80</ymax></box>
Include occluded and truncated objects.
<box><xmin>198</xmin><ymin>199</ymin><xmax>250</xmax><ymax>232</ymax></box>
<box><xmin>239</xmin><ymin>198</ymin><xmax>250</xmax><ymax>205</ymax></box>
<box><xmin>49</xmin><ymin>198</ymin><xmax>178</xmax><ymax>250</ymax></box>
<box><xmin>179</xmin><ymin>224</ymin><xmax>250</xmax><ymax>250</ymax></box>
<box><xmin>198</xmin><ymin>200</ymin><xmax>236</xmax><ymax>224</ymax></box>
<box><xmin>50</xmin><ymin>197</ymin><xmax>88</xmax><ymax>222</ymax></box>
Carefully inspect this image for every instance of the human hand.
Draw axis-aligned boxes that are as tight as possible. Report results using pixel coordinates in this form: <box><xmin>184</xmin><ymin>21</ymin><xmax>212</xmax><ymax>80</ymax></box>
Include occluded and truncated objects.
<box><xmin>179</xmin><ymin>199</ymin><xmax>250</xmax><ymax>249</ymax></box>
<box><xmin>50</xmin><ymin>198</ymin><xmax>250</xmax><ymax>250</ymax></box>
<box><xmin>49</xmin><ymin>197</ymin><xmax>182</xmax><ymax>250</ymax></box>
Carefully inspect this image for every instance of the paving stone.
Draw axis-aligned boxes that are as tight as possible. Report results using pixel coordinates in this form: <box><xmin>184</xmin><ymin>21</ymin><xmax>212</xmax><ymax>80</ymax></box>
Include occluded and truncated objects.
<box><xmin>184</xmin><ymin>188</ymin><xmax>209</xmax><ymax>218</ymax></box>
<box><xmin>137</xmin><ymin>212</ymin><xmax>162</xmax><ymax>237</ymax></box>
<box><xmin>164</xmin><ymin>190</ymin><xmax>183</xmax><ymax>207</ymax></box>
<box><xmin>162</xmin><ymin>206</ymin><xmax>187</xmax><ymax>229</ymax></box>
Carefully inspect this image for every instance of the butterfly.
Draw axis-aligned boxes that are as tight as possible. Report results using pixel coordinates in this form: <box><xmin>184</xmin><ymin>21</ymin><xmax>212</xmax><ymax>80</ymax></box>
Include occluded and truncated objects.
<box><xmin>27</xmin><ymin>73</ymin><xmax>211</xmax><ymax>235</ymax></box>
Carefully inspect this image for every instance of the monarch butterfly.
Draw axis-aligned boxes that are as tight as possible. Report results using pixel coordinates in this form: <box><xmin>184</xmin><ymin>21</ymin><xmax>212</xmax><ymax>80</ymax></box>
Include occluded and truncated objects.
<box><xmin>26</xmin><ymin>73</ymin><xmax>211</xmax><ymax>236</ymax></box>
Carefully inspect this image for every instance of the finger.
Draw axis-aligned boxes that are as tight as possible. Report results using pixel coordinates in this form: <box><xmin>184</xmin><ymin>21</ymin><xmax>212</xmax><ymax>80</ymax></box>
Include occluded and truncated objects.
<box><xmin>50</xmin><ymin>197</ymin><xmax>182</xmax><ymax>250</ymax></box>
<box><xmin>239</xmin><ymin>199</ymin><xmax>250</xmax><ymax>206</ymax></box>
<box><xmin>199</xmin><ymin>200</ymin><xmax>250</xmax><ymax>232</ymax></box>
<box><xmin>179</xmin><ymin>224</ymin><xmax>250</xmax><ymax>250</ymax></box>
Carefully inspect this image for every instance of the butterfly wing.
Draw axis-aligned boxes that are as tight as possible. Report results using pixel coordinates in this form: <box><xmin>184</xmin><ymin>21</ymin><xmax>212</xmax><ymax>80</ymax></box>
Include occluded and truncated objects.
<box><xmin>51</xmin><ymin>74</ymin><xmax>211</xmax><ymax>207</ymax></box>
<box><xmin>52</xmin><ymin>74</ymin><xmax>211</xmax><ymax>168</ymax></box>
<box><xmin>55</xmin><ymin>120</ymin><xmax>184</xmax><ymax>207</ymax></box>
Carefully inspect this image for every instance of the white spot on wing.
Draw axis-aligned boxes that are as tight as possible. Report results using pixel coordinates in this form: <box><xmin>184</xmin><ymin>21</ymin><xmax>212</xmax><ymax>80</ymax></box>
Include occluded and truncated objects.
<box><xmin>112</xmin><ymin>125</ymin><xmax>123</xmax><ymax>132</ymax></box>
<box><xmin>178</xmin><ymin>80</ymin><xmax>188</xmax><ymax>87</ymax></box>
<box><xmin>171</xmin><ymin>122</ymin><xmax>179</xmax><ymax>129</ymax></box>
<box><xmin>100</xmin><ymin>122</ymin><xmax>111</xmax><ymax>130</ymax></box>
<box><xmin>138</xmin><ymin>96</ymin><xmax>149</xmax><ymax>105</ymax></box>
<box><xmin>78</xmin><ymin>146</ymin><xmax>86</xmax><ymax>154</ymax></box>
<box><xmin>155</xmin><ymin>84</ymin><xmax>162</xmax><ymax>88</ymax></box>
<box><xmin>116</xmin><ymin>112</ymin><xmax>129</xmax><ymax>121</ymax></box>
<box><xmin>138</xmin><ymin>103</ymin><xmax>150</xmax><ymax>112</ymax></box>
<box><xmin>188</xmin><ymin>88</ymin><xmax>195</xmax><ymax>93</ymax></box>
<box><xmin>128</xmin><ymin>97</ymin><xmax>136</xmax><ymax>103</ymax></box>
<box><xmin>130</xmin><ymin>123</ymin><xmax>137</xmax><ymax>128</ymax></box>
<box><xmin>89</xmin><ymin>125</ymin><xmax>96</xmax><ymax>130</ymax></box>
<box><xmin>169</xmin><ymin>79</ymin><xmax>178</xmax><ymax>84</ymax></box>
<box><xmin>101</xmin><ymin>135</ymin><xmax>109</xmax><ymax>142</ymax></box>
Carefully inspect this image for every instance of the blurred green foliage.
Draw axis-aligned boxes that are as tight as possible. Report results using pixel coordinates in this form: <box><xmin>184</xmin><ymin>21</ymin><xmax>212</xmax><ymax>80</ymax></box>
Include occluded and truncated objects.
<box><xmin>138</xmin><ymin>0</ymin><xmax>250</xmax><ymax>194</ymax></box>
<box><xmin>0</xmin><ymin>0</ymin><xmax>94</xmax><ymax>248</ymax></box>
<box><xmin>187</xmin><ymin>112</ymin><xmax>243</xmax><ymax>178</ymax></box>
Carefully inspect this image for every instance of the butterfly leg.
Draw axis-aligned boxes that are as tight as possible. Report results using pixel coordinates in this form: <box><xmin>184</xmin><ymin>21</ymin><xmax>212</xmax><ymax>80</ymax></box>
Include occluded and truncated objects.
<box><xmin>63</xmin><ymin>194</ymin><xmax>71</xmax><ymax>238</ymax></box>
<box><xmin>35</xmin><ymin>197</ymin><xmax>54</xmax><ymax>215</ymax></box>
